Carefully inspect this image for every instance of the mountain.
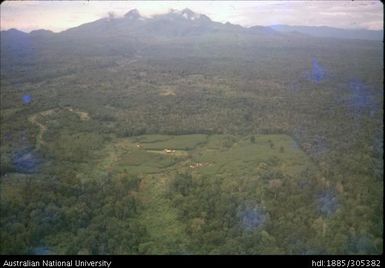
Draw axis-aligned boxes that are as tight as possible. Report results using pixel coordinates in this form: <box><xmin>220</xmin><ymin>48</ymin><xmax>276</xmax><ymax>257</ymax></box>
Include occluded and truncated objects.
<box><xmin>158</xmin><ymin>8</ymin><xmax>212</xmax><ymax>23</ymax></box>
<box><xmin>58</xmin><ymin>8</ymin><xmax>255</xmax><ymax>39</ymax></box>
<box><xmin>0</xmin><ymin>9</ymin><xmax>282</xmax><ymax>84</ymax></box>
<box><xmin>124</xmin><ymin>9</ymin><xmax>143</xmax><ymax>20</ymax></box>
<box><xmin>1</xmin><ymin>28</ymin><xmax>30</xmax><ymax>46</ymax></box>
<box><xmin>30</xmin><ymin>29</ymin><xmax>55</xmax><ymax>37</ymax></box>
<box><xmin>1</xmin><ymin>28</ymin><xmax>29</xmax><ymax>38</ymax></box>
<box><xmin>2</xmin><ymin>9</ymin><xmax>381</xmax><ymax>45</ymax></box>
<box><xmin>270</xmin><ymin>24</ymin><xmax>383</xmax><ymax>41</ymax></box>
<box><xmin>0</xmin><ymin>28</ymin><xmax>33</xmax><ymax>57</ymax></box>
<box><xmin>1</xmin><ymin>8</ymin><xmax>381</xmax><ymax>72</ymax></box>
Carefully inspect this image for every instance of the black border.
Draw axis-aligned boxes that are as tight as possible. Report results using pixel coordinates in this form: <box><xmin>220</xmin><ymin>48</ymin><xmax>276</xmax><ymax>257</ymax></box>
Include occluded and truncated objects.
<box><xmin>0</xmin><ymin>255</ymin><xmax>383</xmax><ymax>268</ymax></box>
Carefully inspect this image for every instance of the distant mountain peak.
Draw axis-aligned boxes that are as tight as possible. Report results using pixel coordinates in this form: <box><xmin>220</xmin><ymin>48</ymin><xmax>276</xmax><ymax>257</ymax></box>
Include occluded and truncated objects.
<box><xmin>30</xmin><ymin>29</ymin><xmax>54</xmax><ymax>35</ymax></box>
<box><xmin>181</xmin><ymin>8</ymin><xmax>194</xmax><ymax>13</ymax></box>
<box><xmin>4</xmin><ymin>28</ymin><xmax>27</xmax><ymax>34</ymax></box>
<box><xmin>165</xmin><ymin>8</ymin><xmax>210</xmax><ymax>22</ymax></box>
<box><xmin>1</xmin><ymin>28</ymin><xmax>29</xmax><ymax>38</ymax></box>
<box><xmin>181</xmin><ymin>8</ymin><xmax>201</xmax><ymax>20</ymax></box>
<box><xmin>124</xmin><ymin>9</ymin><xmax>142</xmax><ymax>20</ymax></box>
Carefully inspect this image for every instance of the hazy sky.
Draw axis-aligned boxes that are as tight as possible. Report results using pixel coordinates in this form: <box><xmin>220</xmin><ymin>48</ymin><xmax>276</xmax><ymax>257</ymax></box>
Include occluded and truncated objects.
<box><xmin>1</xmin><ymin>0</ymin><xmax>383</xmax><ymax>33</ymax></box>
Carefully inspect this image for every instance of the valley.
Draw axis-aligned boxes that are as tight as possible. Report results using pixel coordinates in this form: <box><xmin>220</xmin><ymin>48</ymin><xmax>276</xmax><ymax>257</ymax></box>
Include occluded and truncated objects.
<box><xmin>0</xmin><ymin>7</ymin><xmax>383</xmax><ymax>255</ymax></box>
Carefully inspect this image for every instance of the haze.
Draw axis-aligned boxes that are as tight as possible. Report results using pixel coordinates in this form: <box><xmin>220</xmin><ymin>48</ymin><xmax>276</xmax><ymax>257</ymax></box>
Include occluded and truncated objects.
<box><xmin>1</xmin><ymin>0</ymin><xmax>383</xmax><ymax>33</ymax></box>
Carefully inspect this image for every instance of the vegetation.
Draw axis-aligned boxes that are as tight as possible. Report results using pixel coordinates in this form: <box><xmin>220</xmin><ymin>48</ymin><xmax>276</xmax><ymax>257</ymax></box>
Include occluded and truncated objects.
<box><xmin>0</xmin><ymin>9</ymin><xmax>383</xmax><ymax>255</ymax></box>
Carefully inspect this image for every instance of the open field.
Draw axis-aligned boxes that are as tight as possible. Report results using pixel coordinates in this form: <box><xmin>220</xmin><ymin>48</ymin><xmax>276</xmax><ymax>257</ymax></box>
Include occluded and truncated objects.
<box><xmin>0</xmin><ymin>7</ymin><xmax>382</xmax><ymax>254</ymax></box>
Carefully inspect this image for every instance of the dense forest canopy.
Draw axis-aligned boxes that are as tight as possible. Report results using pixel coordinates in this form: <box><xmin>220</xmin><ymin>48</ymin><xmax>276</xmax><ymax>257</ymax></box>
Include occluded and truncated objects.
<box><xmin>0</xmin><ymin>8</ymin><xmax>383</xmax><ymax>254</ymax></box>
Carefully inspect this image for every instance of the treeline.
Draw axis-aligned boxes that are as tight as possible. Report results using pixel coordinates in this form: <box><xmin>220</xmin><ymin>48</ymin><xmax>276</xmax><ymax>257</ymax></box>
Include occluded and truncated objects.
<box><xmin>0</xmin><ymin>170</ymin><xmax>143</xmax><ymax>254</ymax></box>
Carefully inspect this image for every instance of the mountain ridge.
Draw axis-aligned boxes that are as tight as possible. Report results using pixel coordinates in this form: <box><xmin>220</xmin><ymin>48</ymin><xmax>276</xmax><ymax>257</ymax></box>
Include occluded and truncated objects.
<box><xmin>270</xmin><ymin>24</ymin><xmax>383</xmax><ymax>41</ymax></box>
<box><xmin>1</xmin><ymin>8</ymin><xmax>382</xmax><ymax>41</ymax></box>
